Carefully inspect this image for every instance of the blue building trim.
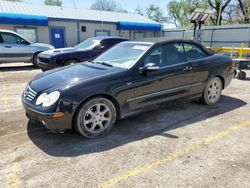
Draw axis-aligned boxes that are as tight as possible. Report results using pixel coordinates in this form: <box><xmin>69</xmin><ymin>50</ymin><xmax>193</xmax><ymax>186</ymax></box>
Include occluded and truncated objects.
<box><xmin>0</xmin><ymin>13</ymin><xmax>48</xmax><ymax>26</ymax></box>
<box><xmin>77</xmin><ymin>21</ymin><xmax>80</xmax><ymax>44</ymax></box>
<box><xmin>117</xmin><ymin>21</ymin><xmax>161</xmax><ymax>31</ymax></box>
<box><xmin>49</xmin><ymin>26</ymin><xmax>66</xmax><ymax>47</ymax></box>
<box><xmin>48</xmin><ymin>17</ymin><xmax>115</xmax><ymax>25</ymax></box>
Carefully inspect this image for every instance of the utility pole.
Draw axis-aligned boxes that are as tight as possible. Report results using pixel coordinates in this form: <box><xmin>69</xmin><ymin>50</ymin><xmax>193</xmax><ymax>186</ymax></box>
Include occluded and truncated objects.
<box><xmin>72</xmin><ymin>0</ymin><xmax>77</xmax><ymax>9</ymax></box>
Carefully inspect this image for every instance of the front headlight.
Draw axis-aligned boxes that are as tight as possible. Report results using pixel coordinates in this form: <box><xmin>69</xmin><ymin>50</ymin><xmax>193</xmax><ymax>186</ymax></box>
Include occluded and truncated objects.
<box><xmin>35</xmin><ymin>91</ymin><xmax>60</xmax><ymax>107</ymax></box>
<box><xmin>49</xmin><ymin>45</ymin><xmax>55</xmax><ymax>50</ymax></box>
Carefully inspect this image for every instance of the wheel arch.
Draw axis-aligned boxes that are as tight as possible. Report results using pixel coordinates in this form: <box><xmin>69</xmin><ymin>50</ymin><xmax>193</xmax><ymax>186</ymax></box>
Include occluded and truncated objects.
<box><xmin>63</xmin><ymin>58</ymin><xmax>81</xmax><ymax>65</ymax></box>
<box><xmin>216</xmin><ymin>75</ymin><xmax>225</xmax><ymax>89</ymax></box>
<box><xmin>71</xmin><ymin>93</ymin><xmax>121</xmax><ymax>128</ymax></box>
<box><xmin>32</xmin><ymin>51</ymin><xmax>42</xmax><ymax>63</ymax></box>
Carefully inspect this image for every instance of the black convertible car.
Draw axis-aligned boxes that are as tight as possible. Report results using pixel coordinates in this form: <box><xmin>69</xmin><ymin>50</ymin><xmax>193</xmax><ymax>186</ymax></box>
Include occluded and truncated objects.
<box><xmin>22</xmin><ymin>39</ymin><xmax>235</xmax><ymax>138</ymax></box>
<box><xmin>37</xmin><ymin>37</ymin><xmax>128</xmax><ymax>71</ymax></box>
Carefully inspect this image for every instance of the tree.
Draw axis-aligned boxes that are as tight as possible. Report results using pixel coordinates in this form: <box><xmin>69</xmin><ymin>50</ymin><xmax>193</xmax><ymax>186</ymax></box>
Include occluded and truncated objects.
<box><xmin>44</xmin><ymin>0</ymin><xmax>63</xmax><ymax>6</ymax></box>
<box><xmin>208</xmin><ymin>0</ymin><xmax>232</xmax><ymax>25</ymax></box>
<box><xmin>167</xmin><ymin>0</ymin><xmax>208</xmax><ymax>28</ymax></box>
<box><xmin>237</xmin><ymin>0</ymin><xmax>250</xmax><ymax>23</ymax></box>
<box><xmin>146</xmin><ymin>4</ymin><xmax>166</xmax><ymax>23</ymax></box>
<box><xmin>90</xmin><ymin>0</ymin><xmax>127</xmax><ymax>12</ymax></box>
<box><xmin>134</xmin><ymin>5</ymin><xmax>145</xmax><ymax>16</ymax></box>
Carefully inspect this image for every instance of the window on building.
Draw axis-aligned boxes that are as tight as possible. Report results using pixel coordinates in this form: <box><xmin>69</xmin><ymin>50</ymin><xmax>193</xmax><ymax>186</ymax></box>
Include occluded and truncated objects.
<box><xmin>119</xmin><ymin>30</ymin><xmax>130</xmax><ymax>39</ymax></box>
<box><xmin>134</xmin><ymin>32</ymin><xmax>145</xmax><ymax>39</ymax></box>
<box><xmin>16</xmin><ymin>28</ymin><xmax>37</xmax><ymax>43</ymax></box>
<box><xmin>81</xmin><ymin>26</ymin><xmax>86</xmax><ymax>32</ymax></box>
<box><xmin>95</xmin><ymin>30</ymin><xmax>111</xmax><ymax>37</ymax></box>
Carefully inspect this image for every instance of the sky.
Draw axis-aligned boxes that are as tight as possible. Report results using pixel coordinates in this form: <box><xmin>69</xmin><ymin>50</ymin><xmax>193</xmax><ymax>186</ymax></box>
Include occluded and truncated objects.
<box><xmin>23</xmin><ymin>0</ymin><xmax>169</xmax><ymax>14</ymax></box>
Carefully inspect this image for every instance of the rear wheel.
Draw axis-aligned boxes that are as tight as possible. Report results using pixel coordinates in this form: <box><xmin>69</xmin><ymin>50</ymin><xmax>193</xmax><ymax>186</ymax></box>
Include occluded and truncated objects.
<box><xmin>201</xmin><ymin>77</ymin><xmax>223</xmax><ymax>105</ymax></box>
<box><xmin>75</xmin><ymin>97</ymin><xmax>117</xmax><ymax>138</ymax></box>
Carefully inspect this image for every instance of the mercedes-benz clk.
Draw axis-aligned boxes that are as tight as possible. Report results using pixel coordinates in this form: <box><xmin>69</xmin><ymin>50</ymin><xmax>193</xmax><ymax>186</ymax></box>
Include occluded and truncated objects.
<box><xmin>22</xmin><ymin>39</ymin><xmax>235</xmax><ymax>138</ymax></box>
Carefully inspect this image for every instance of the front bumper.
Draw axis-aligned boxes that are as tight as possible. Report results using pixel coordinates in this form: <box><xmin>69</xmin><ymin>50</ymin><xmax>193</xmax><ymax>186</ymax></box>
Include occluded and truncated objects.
<box><xmin>23</xmin><ymin>100</ymin><xmax>73</xmax><ymax>131</ymax></box>
<box><xmin>37</xmin><ymin>59</ymin><xmax>58</xmax><ymax>71</ymax></box>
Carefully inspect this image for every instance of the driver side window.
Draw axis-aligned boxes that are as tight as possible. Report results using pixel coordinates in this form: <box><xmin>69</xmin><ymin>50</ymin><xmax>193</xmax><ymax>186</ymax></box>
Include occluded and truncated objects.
<box><xmin>144</xmin><ymin>43</ymin><xmax>186</xmax><ymax>68</ymax></box>
<box><xmin>1</xmin><ymin>33</ymin><xmax>24</xmax><ymax>44</ymax></box>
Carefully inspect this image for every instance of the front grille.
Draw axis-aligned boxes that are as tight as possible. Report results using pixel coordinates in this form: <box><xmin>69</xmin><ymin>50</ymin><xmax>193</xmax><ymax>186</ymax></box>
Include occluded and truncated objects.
<box><xmin>24</xmin><ymin>85</ymin><xmax>37</xmax><ymax>102</ymax></box>
<box><xmin>39</xmin><ymin>57</ymin><xmax>50</xmax><ymax>64</ymax></box>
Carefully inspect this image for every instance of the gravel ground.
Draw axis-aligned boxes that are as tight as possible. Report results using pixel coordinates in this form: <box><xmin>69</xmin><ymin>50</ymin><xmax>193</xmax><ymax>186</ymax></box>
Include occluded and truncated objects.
<box><xmin>0</xmin><ymin>64</ymin><xmax>249</xmax><ymax>188</ymax></box>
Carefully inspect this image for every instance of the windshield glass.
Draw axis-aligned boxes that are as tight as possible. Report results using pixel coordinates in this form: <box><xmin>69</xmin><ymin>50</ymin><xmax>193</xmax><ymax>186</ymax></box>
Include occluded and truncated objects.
<box><xmin>75</xmin><ymin>38</ymin><xmax>100</xmax><ymax>50</ymax></box>
<box><xmin>92</xmin><ymin>43</ymin><xmax>151</xmax><ymax>69</ymax></box>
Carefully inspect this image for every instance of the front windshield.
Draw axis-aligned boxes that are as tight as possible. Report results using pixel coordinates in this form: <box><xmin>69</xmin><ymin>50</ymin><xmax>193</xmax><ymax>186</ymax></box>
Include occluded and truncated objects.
<box><xmin>75</xmin><ymin>38</ymin><xmax>100</xmax><ymax>50</ymax></box>
<box><xmin>92</xmin><ymin>43</ymin><xmax>151</xmax><ymax>69</ymax></box>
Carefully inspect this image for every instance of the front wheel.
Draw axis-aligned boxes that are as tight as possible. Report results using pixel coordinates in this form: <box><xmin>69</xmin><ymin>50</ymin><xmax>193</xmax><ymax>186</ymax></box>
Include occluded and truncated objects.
<box><xmin>32</xmin><ymin>53</ymin><xmax>39</xmax><ymax>67</ymax></box>
<box><xmin>75</xmin><ymin>97</ymin><xmax>117</xmax><ymax>138</ymax></box>
<box><xmin>201</xmin><ymin>77</ymin><xmax>223</xmax><ymax>105</ymax></box>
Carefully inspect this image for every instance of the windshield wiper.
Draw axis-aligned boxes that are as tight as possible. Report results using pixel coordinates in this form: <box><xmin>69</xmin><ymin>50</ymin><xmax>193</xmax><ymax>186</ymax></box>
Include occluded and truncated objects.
<box><xmin>94</xmin><ymin>61</ymin><xmax>113</xmax><ymax>67</ymax></box>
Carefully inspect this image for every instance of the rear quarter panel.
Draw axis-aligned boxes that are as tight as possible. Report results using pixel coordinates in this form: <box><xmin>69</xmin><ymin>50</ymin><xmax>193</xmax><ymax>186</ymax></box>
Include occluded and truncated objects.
<box><xmin>208</xmin><ymin>54</ymin><xmax>234</xmax><ymax>88</ymax></box>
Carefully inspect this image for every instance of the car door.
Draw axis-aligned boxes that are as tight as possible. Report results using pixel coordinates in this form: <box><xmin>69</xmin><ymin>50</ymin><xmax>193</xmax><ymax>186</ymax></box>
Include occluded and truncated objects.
<box><xmin>0</xmin><ymin>34</ymin><xmax>5</xmax><ymax>63</ymax></box>
<box><xmin>183</xmin><ymin>43</ymin><xmax>210</xmax><ymax>95</ymax></box>
<box><xmin>0</xmin><ymin>32</ymin><xmax>32</xmax><ymax>63</ymax></box>
<box><xmin>131</xmin><ymin>43</ymin><xmax>193</xmax><ymax>109</ymax></box>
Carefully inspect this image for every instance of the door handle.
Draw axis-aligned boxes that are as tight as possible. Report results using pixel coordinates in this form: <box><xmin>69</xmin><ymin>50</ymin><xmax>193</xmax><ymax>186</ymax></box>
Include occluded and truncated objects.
<box><xmin>5</xmin><ymin>46</ymin><xmax>12</xmax><ymax>48</ymax></box>
<box><xmin>183</xmin><ymin>66</ymin><xmax>192</xmax><ymax>71</ymax></box>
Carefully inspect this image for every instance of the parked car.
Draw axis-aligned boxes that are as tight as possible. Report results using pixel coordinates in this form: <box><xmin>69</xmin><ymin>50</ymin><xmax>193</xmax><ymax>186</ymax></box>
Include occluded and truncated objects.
<box><xmin>22</xmin><ymin>39</ymin><xmax>235</xmax><ymax>138</ymax></box>
<box><xmin>0</xmin><ymin>29</ymin><xmax>54</xmax><ymax>66</ymax></box>
<box><xmin>37</xmin><ymin>37</ymin><xmax>128</xmax><ymax>71</ymax></box>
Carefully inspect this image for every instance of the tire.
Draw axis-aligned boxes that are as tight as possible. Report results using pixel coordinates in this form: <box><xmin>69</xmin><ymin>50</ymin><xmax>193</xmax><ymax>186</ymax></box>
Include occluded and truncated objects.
<box><xmin>64</xmin><ymin>59</ymin><xmax>79</xmax><ymax>66</ymax></box>
<box><xmin>238</xmin><ymin>71</ymin><xmax>246</xmax><ymax>80</ymax></box>
<box><xmin>201</xmin><ymin>77</ymin><xmax>223</xmax><ymax>105</ymax></box>
<box><xmin>32</xmin><ymin>53</ymin><xmax>40</xmax><ymax>67</ymax></box>
<box><xmin>75</xmin><ymin>97</ymin><xmax>117</xmax><ymax>138</ymax></box>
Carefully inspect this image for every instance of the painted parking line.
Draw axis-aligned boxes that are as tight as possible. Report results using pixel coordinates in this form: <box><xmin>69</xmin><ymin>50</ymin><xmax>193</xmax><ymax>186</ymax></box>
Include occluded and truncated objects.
<box><xmin>9</xmin><ymin>151</ymin><xmax>19</xmax><ymax>188</ymax></box>
<box><xmin>98</xmin><ymin>120</ymin><xmax>250</xmax><ymax>188</ymax></box>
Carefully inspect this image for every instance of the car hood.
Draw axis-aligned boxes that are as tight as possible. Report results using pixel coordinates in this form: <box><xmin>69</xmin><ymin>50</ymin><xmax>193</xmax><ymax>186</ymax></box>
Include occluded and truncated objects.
<box><xmin>30</xmin><ymin>63</ymin><xmax>125</xmax><ymax>92</ymax></box>
<box><xmin>39</xmin><ymin>47</ymin><xmax>90</xmax><ymax>57</ymax></box>
<box><xmin>30</xmin><ymin>43</ymin><xmax>54</xmax><ymax>49</ymax></box>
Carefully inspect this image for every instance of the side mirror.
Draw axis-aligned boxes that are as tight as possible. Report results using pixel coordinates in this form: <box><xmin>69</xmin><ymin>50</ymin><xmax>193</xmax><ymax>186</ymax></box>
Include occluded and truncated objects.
<box><xmin>20</xmin><ymin>39</ymin><xmax>29</xmax><ymax>45</ymax></box>
<box><xmin>140</xmin><ymin>62</ymin><xmax>159</xmax><ymax>73</ymax></box>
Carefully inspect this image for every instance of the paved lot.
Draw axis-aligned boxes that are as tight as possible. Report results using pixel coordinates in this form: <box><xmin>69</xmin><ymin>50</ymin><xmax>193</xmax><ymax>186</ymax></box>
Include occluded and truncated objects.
<box><xmin>0</xmin><ymin>64</ymin><xmax>250</xmax><ymax>188</ymax></box>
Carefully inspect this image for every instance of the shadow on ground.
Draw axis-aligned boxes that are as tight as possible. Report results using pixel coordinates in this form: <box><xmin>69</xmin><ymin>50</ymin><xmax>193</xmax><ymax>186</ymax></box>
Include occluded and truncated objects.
<box><xmin>27</xmin><ymin>95</ymin><xmax>246</xmax><ymax>157</ymax></box>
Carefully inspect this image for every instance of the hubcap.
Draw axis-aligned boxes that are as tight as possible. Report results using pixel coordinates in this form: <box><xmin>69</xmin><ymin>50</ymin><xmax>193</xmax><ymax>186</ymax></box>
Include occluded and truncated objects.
<box><xmin>207</xmin><ymin>80</ymin><xmax>221</xmax><ymax>103</ymax></box>
<box><xmin>83</xmin><ymin>103</ymin><xmax>112</xmax><ymax>134</ymax></box>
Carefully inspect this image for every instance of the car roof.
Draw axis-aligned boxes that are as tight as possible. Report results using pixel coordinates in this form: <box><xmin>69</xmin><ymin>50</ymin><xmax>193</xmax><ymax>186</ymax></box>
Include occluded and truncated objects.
<box><xmin>0</xmin><ymin>29</ymin><xmax>18</xmax><ymax>34</ymax></box>
<box><xmin>132</xmin><ymin>38</ymin><xmax>200</xmax><ymax>45</ymax></box>
<box><xmin>121</xmin><ymin>38</ymin><xmax>213</xmax><ymax>55</ymax></box>
<box><xmin>94</xmin><ymin>36</ymin><xmax>128</xmax><ymax>41</ymax></box>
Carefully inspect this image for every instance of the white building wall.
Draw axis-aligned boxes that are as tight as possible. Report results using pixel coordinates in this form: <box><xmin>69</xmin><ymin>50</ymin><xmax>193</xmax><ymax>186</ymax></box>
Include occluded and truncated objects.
<box><xmin>78</xmin><ymin>22</ymin><xmax>119</xmax><ymax>42</ymax></box>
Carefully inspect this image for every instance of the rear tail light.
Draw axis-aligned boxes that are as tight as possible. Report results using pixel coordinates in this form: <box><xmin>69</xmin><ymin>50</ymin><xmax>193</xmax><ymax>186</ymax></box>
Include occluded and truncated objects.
<box><xmin>228</xmin><ymin>60</ymin><xmax>235</xmax><ymax>70</ymax></box>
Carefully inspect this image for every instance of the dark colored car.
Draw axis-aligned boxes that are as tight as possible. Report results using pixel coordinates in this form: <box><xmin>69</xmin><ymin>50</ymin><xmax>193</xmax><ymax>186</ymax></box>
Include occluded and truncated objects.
<box><xmin>37</xmin><ymin>37</ymin><xmax>128</xmax><ymax>71</ymax></box>
<box><xmin>22</xmin><ymin>39</ymin><xmax>235</xmax><ymax>138</ymax></box>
